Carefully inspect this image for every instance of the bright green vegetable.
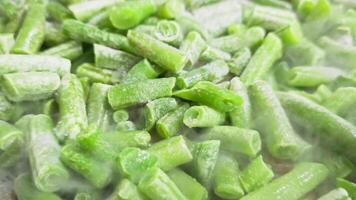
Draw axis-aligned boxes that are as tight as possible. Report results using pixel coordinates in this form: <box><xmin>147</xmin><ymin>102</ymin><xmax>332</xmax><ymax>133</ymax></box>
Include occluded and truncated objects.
<box><xmin>337</xmin><ymin>178</ymin><xmax>356</xmax><ymax>199</ymax></box>
<box><xmin>227</xmin><ymin>48</ymin><xmax>251</xmax><ymax>75</ymax></box>
<box><xmin>174</xmin><ymin>81</ymin><xmax>242</xmax><ymax>112</ymax></box>
<box><xmin>156</xmin><ymin>103</ymin><xmax>190</xmax><ymax>138</ymax></box>
<box><xmin>0</xmin><ymin>33</ymin><xmax>15</xmax><ymax>54</ymax></box>
<box><xmin>113</xmin><ymin>110</ymin><xmax>129</xmax><ymax>123</ymax></box>
<box><xmin>0</xmin><ymin>120</ymin><xmax>23</xmax><ymax>168</ymax></box>
<box><xmin>144</xmin><ymin>97</ymin><xmax>179</xmax><ymax>130</ymax></box>
<box><xmin>149</xmin><ymin>135</ymin><xmax>193</xmax><ymax>171</ymax></box>
<box><xmin>183</xmin><ymin>106</ymin><xmax>225</xmax><ymax>128</ymax></box>
<box><xmin>108</xmin><ymin>78</ymin><xmax>176</xmax><ymax>109</ymax></box>
<box><xmin>128</xmin><ymin>30</ymin><xmax>188</xmax><ymax>72</ymax></box>
<box><xmin>317</xmin><ymin>188</ymin><xmax>351</xmax><ymax>200</ymax></box>
<box><xmin>179</xmin><ymin>31</ymin><xmax>206</xmax><ymax>66</ymax></box>
<box><xmin>47</xmin><ymin>1</ymin><xmax>73</xmax><ymax>23</ymax></box>
<box><xmin>201</xmin><ymin>126</ymin><xmax>261</xmax><ymax>157</ymax></box>
<box><xmin>240</xmin><ymin>162</ymin><xmax>329</xmax><ymax>200</ymax></box>
<box><xmin>69</xmin><ymin>0</ymin><xmax>120</xmax><ymax>22</ymax></box>
<box><xmin>11</xmin><ymin>3</ymin><xmax>45</xmax><ymax>54</ymax></box>
<box><xmin>41</xmin><ymin>41</ymin><xmax>83</xmax><ymax>60</ymax></box>
<box><xmin>108</xmin><ymin>179</ymin><xmax>146</xmax><ymax>200</ymax></box>
<box><xmin>76</xmin><ymin>63</ymin><xmax>119</xmax><ymax>84</ymax></box>
<box><xmin>1</xmin><ymin>72</ymin><xmax>61</xmax><ymax>102</ymax></box>
<box><xmin>16</xmin><ymin>115</ymin><xmax>69</xmax><ymax>192</ymax></box>
<box><xmin>124</xmin><ymin>59</ymin><xmax>163</xmax><ymax>83</ymax></box>
<box><xmin>200</xmin><ymin>46</ymin><xmax>231</xmax><ymax>62</ymax></box>
<box><xmin>157</xmin><ymin>0</ymin><xmax>185</xmax><ymax>19</ymax></box>
<box><xmin>155</xmin><ymin>20</ymin><xmax>183</xmax><ymax>46</ymax></box>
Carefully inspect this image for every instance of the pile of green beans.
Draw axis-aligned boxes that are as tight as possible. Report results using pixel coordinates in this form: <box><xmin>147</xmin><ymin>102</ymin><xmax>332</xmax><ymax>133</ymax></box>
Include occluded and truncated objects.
<box><xmin>0</xmin><ymin>0</ymin><xmax>356</xmax><ymax>199</ymax></box>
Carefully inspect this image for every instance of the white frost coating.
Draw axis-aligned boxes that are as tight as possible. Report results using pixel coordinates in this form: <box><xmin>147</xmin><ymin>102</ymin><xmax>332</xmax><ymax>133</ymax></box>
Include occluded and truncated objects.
<box><xmin>69</xmin><ymin>0</ymin><xmax>120</xmax><ymax>21</ymax></box>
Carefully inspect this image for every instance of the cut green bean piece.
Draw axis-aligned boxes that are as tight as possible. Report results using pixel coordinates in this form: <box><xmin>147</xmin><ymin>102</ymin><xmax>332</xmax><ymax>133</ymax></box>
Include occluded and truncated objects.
<box><xmin>44</xmin><ymin>22</ymin><xmax>70</xmax><ymax>47</ymax></box>
<box><xmin>110</xmin><ymin>0</ymin><xmax>157</xmax><ymax>30</ymax></box>
<box><xmin>47</xmin><ymin>1</ymin><xmax>73</xmax><ymax>23</ymax></box>
<box><xmin>156</xmin><ymin>103</ymin><xmax>189</xmax><ymax>138</ymax></box>
<box><xmin>239</xmin><ymin>155</ymin><xmax>274</xmax><ymax>193</ymax></box>
<box><xmin>278</xmin><ymin>92</ymin><xmax>356</xmax><ymax>163</ymax></box>
<box><xmin>317</xmin><ymin>188</ymin><xmax>351</xmax><ymax>200</ymax></box>
<box><xmin>60</xmin><ymin>143</ymin><xmax>112</xmax><ymax>188</ymax></box>
<box><xmin>176</xmin><ymin>60</ymin><xmax>229</xmax><ymax>89</ymax></box>
<box><xmin>168</xmin><ymin>169</ymin><xmax>208</xmax><ymax>200</ymax></box>
<box><xmin>295</xmin><ymin>0</ymin><xmax>331</xmax><ymax>21</ymax></box>
<box><xmin>0</xmin><ymin>34</ymin><xmax>14</xmax><ymax>54</ymax></box>
<box><xmin>0</xmin><ymin>92</ymin><xmax>17</xmax><ymax>121</ymax></box>
<box><xmin>62</xmin><ymin>19</ymin><xmax>134</xmax><ymax>53</ymax></box>
<box><xmin>149</xmin><ymin>135</ymin><xmax>193</xmax><ymax>171</ymax></box>
<box><xmin>323</xmin><ymin>87</ymin><xmax>356</xmax><ymax>118</ymax></box>
<box><xmin>76</xmin><ymin>63</ymin><xmax>118</xmax><ymax>84</ymax></box>
<box><xmin>190</xmin><ymin>140</ymin><xmax>220</xmax><ymax>189</ymax></box>
<box><xmin>287</xmin><ymin>66</ymin><xmax>345</xmax><ymax>87</ymax></box>
<box><xmin>0</xmin><ymin>120</ymin><xmax>23</xmax><ymax>168</ymax></box>
<box><xmin>69</xmin><ymin>0</ymin><xmax>120</xmax><ymax>22</ymax></box>
<box><xmin>15</xmin><ymin>174</ymin><xmax>62</xmax><ymax>200</ymax></box>
<box><xmin>116</xmin><ymin>121</ymin><xmax>137</xmax><ymax>131</ymax></box>
<box><xmin>117</xmin><ymin>147</ymin><xmax>158</xmax><ymax>184</ymax></box>
<box><xmin>241</xmin><ymin>33</ymin><xmax>282</xmax><ymax>85</ymax></box>
<box><xmin>0</xmin><ymin>55</ymin><xmax>71</xmax><ymax>76</ymax></box>
<box><xmin>155</xmin><ymin>20</ymin><xmax>183</xmax><ymax>46</ymax></box>
<box><xmin>108</xmin><ymin>77</ymin><xmax>176</xmax><ymax>109</ymax></box>
<box><xmin>74</xmin><ymin>192</ymin><xmax>100</xmax><ymax>200</ymax></box>
<box><xmin>228</xmin><ymin>48</ymin><xmax>251</xmax><ymax>76</ymax></box>
<box><xmin>209</xmin><ymin>27</ymin><xmax>265</xmax><ymax>53</ymax></box>
<box><xmin>124</xmin><ymin>59</ymin><xmax>163</xmax><ymax>83</ymax></box>
<box><xmin>128</xmin><ymin>30</ymin><xmax>188</xmax><ymax>73</ymax></box>
<box><xmin>1</xmin><ymin>72</ymin><xmax>60</xmax><ymax>102</ymax></box>
<box><xmin>183</xmin><ymin>106</ymin><xmax>225</xmax><ymax>128</ymax></box>
<box><xmin>87</xmin><ymin>83</ymin><xmax>112</xmax><ymax>131</ymax></box>
<box><xmin>213</xmin><ymin>152</ymin><xmax>244</xmax><ymax>199</ymax></box>
<box><xmin>200</xmin><ymin>46</ymin><xmax>231</xmax><ymax>62</ymax></box>
<box><xmin>94</xmin><ymin>44</ymin><xmax>140</xmax><ymax>71</ymax></box>
<box><xmin>41</xmin><ymin>41</ymin><xmax>83</xmax><ymax>61</ymax></box>
<box><xmin>201</xmin><ymin>126</ymin><xmax>261</xmax><ymax>157</ymax></box>
<box><xmin>337</xmin><ymin>178</ymin><xmax>356</xmax><ymax>200</ymax></box>
<box><xmin>11</xmin><ymin>3</ymin><xmax>45</xmax><ymax>54</ymax></box>
<box><xmin>184</xmin><ymin>0</ymin><xmax>219</xmax><ymax>9</ymax></box>
<box><xmin>104</xmin><ymin>130</ymin><xmax>151</xmax><ymax>152</ymax></box>
<box><xmin>16</xmin><ymin>114</ymin><xmax>69</xmax><ymax>192</ymax></box>
<box><xmin>144</xmin><ymin>97</ymin><xmax>179</xmax><ymax>130</ymax></box>
<box><xmin>56</xmin><ymin>74</ymin><xmax>88</xmax><ymax>142</ymax></box>
<box><xmin>228</xmin><ymin>77</ymin><xmax>251</xmax><ymax>128</ymax></box>
<box><xmin>179</xmin><ymin>31</ymin><xmax>206</xmax><ymax>66</ymax></box>
<box><xmin>174</xmin><ymin>81</ymin><xmax>242</xmax><ymax>112</ymax></box>
<box><xmin>252</xmin><ymin>0</ymin><xmax>292</xmax><ymax>9</ymax></box>
<box><xmin>108</xmin><ymin>179</ymin><xmax>146</xmax><ymax>200</ymax></box>
<box><xmin>139</xmin><ymin>168</ymin><xmax>188</xmax><ymax>200</ymax></box>
<box><xmin>240</xmin><ymin>162</ymin><xmax>329</xmax><ymax>200</ymax></box>
<box><xmin>175</xmin><ymin>14</ymin><xmax>210</xmax><ymax>40</ymax></box>
<box><xmin>113</xmin><ymin>110</ymin><xmax>129</xmax><ymax>123</ymax></box>
<box><xmin>157</xmin><ymin>0</ymin><xmax>185</xmax><ymax>19</ymax></box>
<box><xmin>249</xmin><ymin>81</ymin><xmax>311</xmax><ymax>160</ymax></box>
<box><xmin>284</xmin><ymin>38</ymin><xmax>325</xmax><ymax>66</ymax></box>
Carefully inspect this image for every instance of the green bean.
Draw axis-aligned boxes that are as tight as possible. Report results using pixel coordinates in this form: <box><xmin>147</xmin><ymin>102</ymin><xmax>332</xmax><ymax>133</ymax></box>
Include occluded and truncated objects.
<box><xmin>0</xmin><ymin>55</ymin><xmax>71</xmax><ymax>76</ymax></box>
<box><xmin>127</xmin><ymin>30</ymin><xmax>188</xmax><ymax>73</ymax></box>
<box><xmin>189</xmin><ymin>140</ymin><xmax>220</xmax><ymax>189</ymax></box>
<box><xmin>209</xmin><ymin>27</ymin><xmax>265</xmax><ymax>53</ymax></box>
<box><xmin>0</xmin><ymin>120</ymin><xmax>23</xmax><ymax>168</ymax></box>
<box><xmin>227</xmin><ymin>24</ymin><xmax>247</xmax><ymax>35</ymax></box>
<box><xmin>74</xmin><ymin>192</ymin><xmax>100</xmax><ymax>200</ymax></box>
<box><xmin>284</xmin><ymin>38</ymin><xmax>325</xmax><ymax>66</ymax></box>
<box><xmin>56</xmin><ymin>74</ymin><xmax>88</xmax><ymax>142</ymax></box>
<box><xmin>156</xmin><ymin>103</ymin><xmax>189</xmax><ymax>138</ymax></box>
<box><xmin>184</xmin><ymin>0</ymin><xmax>219</xmax><ymax>9</ymax></box>
<box><xmin>252</xmin><ymin>0</ymin><xmax>292</xmax><ymax>9</ymax></box>
<box><xmin>183</xmin><ymin>106</ymin><xmax>225</xmax><ymax>128</ymax></box>
<box><xmin>213</xmin><ymin>152</ymin><xmax>244</xmax><ymax>199</ymax></box>
<box><xmin>0</xmin><ymin>33</ymin><xmax>14</xmax><ymax>54</ymax></box>
<box><xmin>175</xmin><ymin>14</ymin><xmax>210</xmax><ymax>40</ymax></box>
<box><xmin>278</xmin><ymin>92</ymin><xmax>356</xmax><ymax>163</ymax></box>
<box><xmin>87</xmin><ymin>10</ymin><xmax>112</xmax><ymax>29</ymax></box>
<box><xmin>149</xmin><ymin>135</ymin><xmax>193</xmax><ymax>171</ymax></box>
<box><xmin>155</xmin><ymin>20</ymin><xmax>183</xmax><ymax>46</ymax></box>
<box><xmin>47</xmin><ymin>1</ymin><xmax>73</xmax><ymax>22</ymax></box>
<box><xmin>240</xmin><ymin>33</ymin><xmax>283</xmax><ymax>86</ymax></box>
<box><xmin>239</xmin><ymin>155</ymin><xmax>274</xmax><ymax>193</ymax></box>
<box><xmin>228</xmin><ymin>77</ymin><xmax>251</xmax><ymax>128</ymax></box>
<box><xmin>107</xmin><ymin>179</ymin><xmax>146</xmax><ymax>200</ymax></box>
<box><xmin>0</xmin><ymin>92</ymin><xmax>18</xmax><ymax>121</ymax></box>
<box><xmin>117</xmin><ymin>147</ymin><xmax>158</xmax><ymax>184</ymax></box>
<box><xmin>108</xmin><ymin>77</ymin><xmax>176</xmax><ymax>109</ymax></box>
<box><xmin>116</xmin><ymin>121</ymin><xmax>137</xmax><ymax>131</ymax></box>
<box><xmin>249</xmin><ymin>81</ymin><xmax>311</xmax><ymax>160</ymax></box>
<box><xmin>176</xmin><ymin>60</ymin><xmax>229</xmax><ymax>89</ymax></box>
<box><xmin>69</xmin><ymin>0</ymin><xmax>120</xmax><ymax>22</ymax></box>
<box><xmin>44</xmin><ymin>22</ymin><xmax>70</xmax><ymax>47</ymax></box>
<box><xmin>94</xmin><ymin>44</ymin><xmax>140</xmax><ymax>71</ymax></box>
<box><xmin>337</xmin><ymin>178</ymin><xmax>356</xmax><ymax>200</ymax></box>
<box><xmin>323</xmin><ymin>87</ymin><xmax>356</xmax><ymax>118</ymax></box>
<box><xmin>192</xmin><ymin>0</ymin><xmax>242</xmax><ymax>36</ymax></box>
<box><xmin>104</xmin><ymin>130</ymin><xmax>151</xmax><ymax>152</ymax></box>
<box><xmin>317</xmin><ymin>188</ymin><xmax>351</xmax><ymax>200</ymax></box>
<box><xmin>167</xmin><ymin>169</ymin><xmax>208</xmax><ymax>200</ymax></box>
<box><xmin>200</xmin><ymin>46</ymin><xmax>231</xmax><ymax>62</ymax></box>
<box><xmin>157</xmin><ymin>0</ymin><xmax>185</xmax><ymax>19</ymax></box>
<box><xmin>295</xmin><ymin>0</ymin><xmax>331</xmax><ymax>21</ymax></box>
<box><xmin>138</xmin><ymin>168</ymin><xmax>188</xmax><ymax>200</ymax></box>
<box><xmin>14</xmin><ymin>174</ymin><xmax>62</xmax><ymax>200</ymax></box>
<box><xmin>76</xmin><ymin>63</ymin><xmax>118</xmax><ymax>84</ymax></box>
<box><xmin>124</xmin><ymin>59</ymin><xmax>163</xmax><ymax>83</ymax></box>
<box><xmin>144</xmin><ymin>97</ymin><xmax>179</xmax><ymax>130</ymax></box>
<box><xmin>41</xmin><ymin>41</ymin><xmax>83</xmax><ymax>61</ymax></box>
<box><xmin>62</xmin><ymin>19</ymin><xmax>134</xmax><ymax>53</ymax></box>
<box><xmin>227</xmin><ymin>48</ymin><xmax>251</xmax><ymax>75</ymax></box>
<box><xmin>11</xmin><ymin>3</ymin><xmax>45</xmax><ymax>54</ymax></box>
<box><xmin>16</xmin><ymin>114</ymin><xmax>69</xmax><ymax>192</ymax></box>
<box><xmin>179</xmin><ymin>31</ymin><xmax>206</xmax><ymax>66</ymax></box>
<box><xmin>287</xmin><ymin>66</ymin><xmax>345</xmax><ymax>87</ymax></box>
<box><xmin>201</xmin><ymin>126</ymin><xmax>261</xmax><ymax>157</ymax></box>
<box><xmin>113</xmin><ymin>110</ymin><xmax>129</xmax><ymax>123</ymax></box>
<box><xmin>240</xmin><ymin>162</ymin><xmax>329</xmax><ymax>200</ymax></box>
<box><xmin>1</xmin><ymin>72</ymin><xmax>60</xmax><ymax>102</ymax></box>
<box><xmin>60</xmin><ymin>143</ymin><xmax>112</xmax><ymax>188</ymax></box>
<box><xmin>174</xmin><ymin>81</ymin><xmax>242</xmax><ymax>112</ymax></box>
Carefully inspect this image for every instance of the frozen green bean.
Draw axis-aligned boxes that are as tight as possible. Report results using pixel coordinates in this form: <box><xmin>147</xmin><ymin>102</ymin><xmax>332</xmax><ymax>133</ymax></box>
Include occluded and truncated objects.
<box><xmin>179</xmin><ymin>31</ymin><xmax>206</xmax><ymax>66</ymax></box>
<box><xmin>183</xmin><ymin>106</ymin><xmax>225</xmax><ymax>128</ymax></box>
<box><xmin>76</xmin><ymin>63</ymin><xmax>119</xmax><ymax>84</ymax></box>
<box><xmin>0</xmin><ymin>33</ymin><xmax>14</xmax><ymax>54</ymax></box>
<box><xmin>107</xmin><ymin>179</ymin><xmax>146</xmax><ymax>200</ymax></box>
<box><xmin>155</xmin><ymin>20</ymin><xmax>183</xmax><ymax>46</ymax></box>
<box><xmin>124</xmin><ymin>59</ymin><xmax>163</xmax><ymax>83</ymax></box>
<box><xmin>144</xmin><ymin>97</ymin><xmax>179</xmax><ymax>130</ymax></box>
<box><xmin>69</xmin><ymin>0</ymin><xmax>120</xmax><ymax>22</ymax></box>
<box><xmin>41</xmin><ymin>41</ymin><xmax>83</xmax><ymax>61</ymax></box>
<box><xmin>227</xmin><ymin>48</ymin><xmax>251</xmax><ymax>76</ymax></box>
